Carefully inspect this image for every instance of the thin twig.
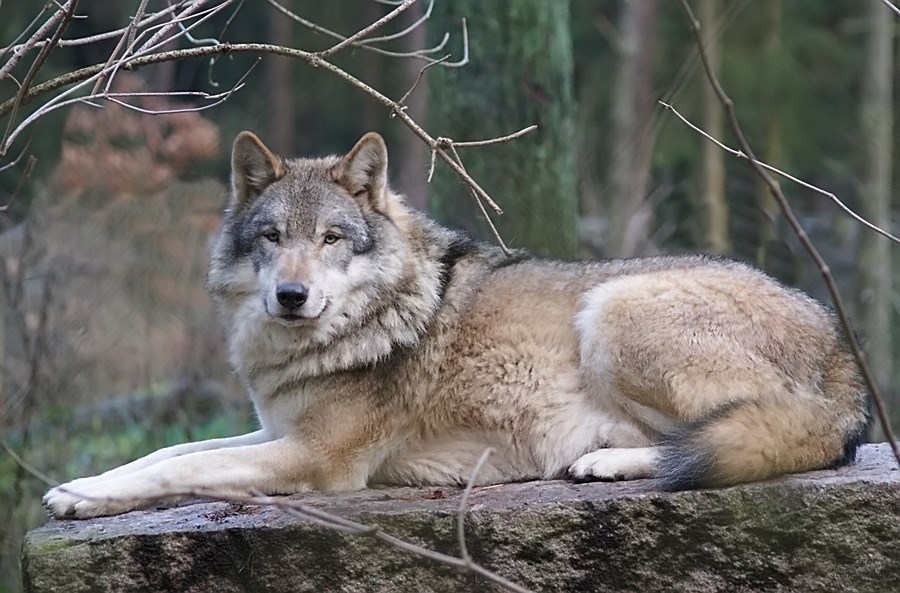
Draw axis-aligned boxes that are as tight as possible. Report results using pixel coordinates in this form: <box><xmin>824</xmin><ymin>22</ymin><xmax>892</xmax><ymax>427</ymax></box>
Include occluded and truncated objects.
<box><xmin>2</xmin><ymin>154</ymin><xmax>36</xmax><ymax>211</ymax></box>
<box><xmin>127</xmin><ymin>0</ymin><xmax>151</xmax><ymax>51</ymax></box>
<box><xmin>104</xmin><ymin>59</ymin><xmax>255</xmax><ymax>115</ymax></box>
<box><xmin>18</xmin><ymin>4</ymin><xmax>179</xmax><ymax>50</ymax></box>
<box><xmin>1</xmin><ymin>0</ymin><xmax>77</xmax><ymax>155</ymax></box>
<box><xmin>453</xmin><ymin>125</ymin><xmax>539</xmax><ymax>148</ymax></box>
<box><xmin>442</xmin><ymin>18</ymin><xmax>469</xmax><ymax>68</ymax></box>
<box><xmin>361</xmin><ymin>0</ymin><xmax>434</xmax><ymax>45</ymax></box>
<box><xmin>316</xmin><ymin>0</ymin><xmax>415</xmax><ymax>59</ymax></box>
<box><xmin>0</xmin><ymin>3</ymin><xmax>58</xmax><ymax>81</ymax></box>
<box><xmin>0</xmin><ymin>3</ymin><xmax>52</xmax><ymax>58</ymax></box>
<box><xmin>457</xmin><ymin>447</ymin><xmax>493</xmax><ymax>566</ymax></box>
<box><xmin>0</xmin><ymin>138</ymin><xmax>33</xmax><ymax>173</ymax></box>
<box><xmin>881</xmin><ymin>0</ymin><xmax>900</xmax><ymax>17</ymax></box>
<box><xmin>3</xmin><ymin>2</ymin><xmax>233</xmax><ymax>150</ymax></box>
<box><xmin>104</xmin><ymin>0</ymin><xmax>233</xmax><ymax>94</ymax></box>
<box><xmin>90</xmin><ymin>0</ymin><xmax>150</xmax><ymax>95</ymax></box>
<box><xmin>397</xmin><ymin>54</ymin><xmax>449</xmax><ymax>106</ymax></box>
<box><xmin>679</xmin><ymin>0</ymin><xmax>900</xmax><ymax>466</ymax></box>
<box><xmin>266</xmin><ymin>0</ymin><xmax>452</xmax><ymax>62</ymax></box>
<box><xmin>0</xmin><ymin>437</ymin><xmax>55</xmax><ymax>487</ymax></box>
<box><xmin>208</xmin><ymin>0</ymin><xmax>247</xmax><ymax>87</ymax></box>
<box><xmin>448</xmin><ymin>144</ymin><xmax>511</xmax><ymax>255</ymax></box>
<box><xmin>658</xmin><ymin>101</ymin><xmax>900</xmax><ymax>246</ymax></box>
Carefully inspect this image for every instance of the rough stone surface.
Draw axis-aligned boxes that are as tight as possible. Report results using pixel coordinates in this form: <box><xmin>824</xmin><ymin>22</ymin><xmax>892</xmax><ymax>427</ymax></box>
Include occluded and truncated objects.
<box><xmin>22</xmin><ymin>443</ymin><xmax>900</xmax><ymax>593</ymax></box>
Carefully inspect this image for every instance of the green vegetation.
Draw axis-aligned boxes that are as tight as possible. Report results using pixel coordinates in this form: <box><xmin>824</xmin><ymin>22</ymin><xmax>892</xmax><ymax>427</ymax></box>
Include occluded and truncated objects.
<box><xmin>1</xmin><ymin>394</ymin><xmax>255</xmax><ymax>593</ymax></box>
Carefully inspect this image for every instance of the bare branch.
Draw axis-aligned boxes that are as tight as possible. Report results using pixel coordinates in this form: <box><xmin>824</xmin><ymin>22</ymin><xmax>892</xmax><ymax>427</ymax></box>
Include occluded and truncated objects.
<box><xmin>658</xmin><ymin>101</ymin><xmax>900</xmax><ymax>246</ymax></box>
<box><xmin>361</xmin><ymin>0</ymin><xmax>434</xmax><ymax>45</ymax></box>
<box><xmin>266</xmin><ymin>0</ymin><xmax>454</xmax><ymax>62</ymax></box>
<box><xmin>0</xmin><ymin>2</ymin><xmax>60</xmax><ymax>81</ymax></box>
<box><xmin>881</xmin><ymin>0</ymin><xmax>900</xmax><ymax>17</ymax></box>
<box><xmin>127</xmin><ymin>0</ymin><xmax>151</xmax><ymax>50</ymax></box>
<box><xmin>135</xmin><ymin>0</ymin><xmax>226</xmax><ymax>55</ymax></box>
<box><xmin>397</xmin><ymin>54</ymin><xmax>450</xmax><ymax>107</ymax></box>
<box><xmin>0</xmin><ymin>138</ymin><xmax>33</xmax><ymax>173</ymax></box>
<box><xmin>316</xmin><ymin>0</ymin><xmax>415</xmax><ymax>59</ymax></box>
<box><xmin>442</xmin><ymin>18</ymin><xmax>469</xmax><ymax>68</ymax></box>
<box><xmin>2</xmin><ymin>154</ymin><xmax>36</xmax><ymax>211</ymax></box>
<box><xmin>678</xmin><ymin>0</ymin><xmax>900</xmax><ymax>465</ymax></box>
<box><xmin>0</xmin><ymin>12</ymin><xmax>509</xmax><ymax>252</ymax></box>
<box><xmin>0</xmin><ymin>437</ymin><xmax>55</xmax><ymax>486</ymax></box>
<box><xmin>447</xmin><ymin>144</ymin><xmax>511</xmax><ymax>255</ymax></box>
<box><xmin>453</xmin><ymin>125</ymin><xmax>539</xmax><ymax>148</ymax></box>
<box><xmin>3</xmin><ymin>2</ymin><xmax>234</xmax><ymax>150</ymax></box>
<box><xmin>0</xmin><ymin>4</ymin><xmax>53</xmax><ymax>58</ymax></box>
<box><xmin>457</xmin><ymin>447</ymin><xmax>493</xmax><ymax>566</ymax></box>
<box><xmin>90</xmin><ymin>0</ymin><xmax>151</xmax><ymax>94</ymax></box>
<box><xmin>18</xmin><ymin>4</ymin><xmax>180</xmax><ymax>50</ymax></box>
<box><xmin>1</xmin><ymin>0</ymin><xmax>78</xmax><ymax>156</ymax></box>
<box><xmin>104</xmin><ymin>84</ymin><xmax>247</xmax><ymax>114</ymax></box>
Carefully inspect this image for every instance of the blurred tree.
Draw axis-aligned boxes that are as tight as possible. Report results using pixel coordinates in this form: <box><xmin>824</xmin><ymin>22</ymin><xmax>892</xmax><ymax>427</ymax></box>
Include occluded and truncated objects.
<box><xmin>393</xmin><ymin>2</ymin><xmax>430</xmax><ymax>211</ymax></box>
<box><xmin>699</xmin><ymin>0</ymin><xmax>728</xmax><ymax>254</ymax></box>
<box><xmin>859</xmin><ymin>0</ymin><xmax>894</xmax><ymax>437</ymax></box>
<box><xmin>266</xmin><ymin>3</ymin><xmax>296</xmax><ymax>155</ymax></box>
<box><xmin>755</xmin><ymin>0</ymin><xmax>782</xmax><ymax>267</ymax></box>
<box><xmin>607</xmin><ymin>0</ymin><xmax>659</xmax><ymax>257</ymax></box>
<box><xmin>428</xmin><ymin>0</ymin><xmax>578</xmax><ymax>258</ymax></box>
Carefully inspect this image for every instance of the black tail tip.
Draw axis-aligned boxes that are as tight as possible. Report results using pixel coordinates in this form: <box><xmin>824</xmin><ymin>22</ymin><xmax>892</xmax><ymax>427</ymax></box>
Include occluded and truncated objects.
<box><xmin>655</xmin><ymin>438</ymin><xmax>717</xmax><ymax>491</ymax></box>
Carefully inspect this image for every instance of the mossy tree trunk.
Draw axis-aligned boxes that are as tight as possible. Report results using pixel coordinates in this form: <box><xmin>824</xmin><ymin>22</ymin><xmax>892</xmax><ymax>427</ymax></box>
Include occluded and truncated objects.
<box><xmin>859</xmin><ymin>0</ymin><xmax>894</xmax><ymax>439</ymax></box>
<box><xmin>755</xmin><ymin>0</ymin><xmax>782</xmax><ymax>269</ymax></box>
<box><xmin>428</xmin><ymin>0</ymin><xmax>577</xmax><ymax>258</ymax></box>
<box><xmin>699</xmin><ymin>0</ymin><xmax>729</xmax><ymax>254</ymax></box>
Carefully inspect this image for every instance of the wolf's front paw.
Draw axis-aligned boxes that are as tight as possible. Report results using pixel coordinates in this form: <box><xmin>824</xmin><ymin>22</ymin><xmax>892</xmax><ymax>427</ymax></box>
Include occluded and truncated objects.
<box><xmin>43</xmin><ymin>479</ymin><xmax>139</xmax><ymax>519</ymax></box>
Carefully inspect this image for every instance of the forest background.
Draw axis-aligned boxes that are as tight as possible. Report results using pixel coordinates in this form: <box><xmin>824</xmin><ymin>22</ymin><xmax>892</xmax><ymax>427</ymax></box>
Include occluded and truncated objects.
<box><xmin>0</xmin><ymin>1</ymin><xmax>897</xmax><ymax>590</ymax></box>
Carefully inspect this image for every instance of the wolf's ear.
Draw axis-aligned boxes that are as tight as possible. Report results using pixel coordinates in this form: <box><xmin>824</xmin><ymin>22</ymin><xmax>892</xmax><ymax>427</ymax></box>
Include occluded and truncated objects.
<box><xmin>334</xmin><ymin>132</ymin><xmax>388</xmax><ymax>210</ymax></box>
<box><xmin>230</xmin><ymin>131</ymin><xmax>285</xmax><ymax>209</ymax></box>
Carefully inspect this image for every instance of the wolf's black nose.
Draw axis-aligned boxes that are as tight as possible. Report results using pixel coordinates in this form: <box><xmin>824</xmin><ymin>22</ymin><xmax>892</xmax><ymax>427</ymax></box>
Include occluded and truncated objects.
<box><xmin>276</xmin><ymin>283</ymin><xmax>309</xmax><ymax>309</ymax></box>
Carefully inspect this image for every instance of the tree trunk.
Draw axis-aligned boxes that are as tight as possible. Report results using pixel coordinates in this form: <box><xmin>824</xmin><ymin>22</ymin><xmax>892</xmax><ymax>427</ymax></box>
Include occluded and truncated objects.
<box><xmin>428</xmin><ymin>0</ymin><xmax>578</xmax><ymax>258</ymax></box>
<box><xmin>394</xmin><ymin>2</ymin><xmax>429</xmax><ymax>211</ymax></box>
<box><xmin>859</xmin><ymin>0</ymin><xmax>895</xmax><ymax>439</ymax></box>
<box><xmin>607</xmin><ymin>0</ymin><xmax>659</xmax><ymax>257</ymax></box>
<box><xmin>266</xmin><ymin>6</ymin><xmax>295</xmax><ymax>155</ymax></box>
<box><xmin>699</xmin><ymin>0</ymin><xmax>728</xmax><ymax>253</ymax></box>
<box><xmin>755</xmin><ymin>0</ymin><xmax>782</xmax><ymax>268</ymax></box>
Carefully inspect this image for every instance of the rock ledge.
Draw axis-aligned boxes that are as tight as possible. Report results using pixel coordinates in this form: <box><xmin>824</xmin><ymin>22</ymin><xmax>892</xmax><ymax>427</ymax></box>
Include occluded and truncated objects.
<box><xmin>22</xmin><ymin>443</ymin><xmax>900</xmax><ymax>593</ymax></box>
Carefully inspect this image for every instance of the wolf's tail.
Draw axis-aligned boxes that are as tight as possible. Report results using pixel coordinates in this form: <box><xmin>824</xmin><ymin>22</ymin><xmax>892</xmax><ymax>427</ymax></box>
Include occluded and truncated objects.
<box><xmin>656</xmin><ymin>345</ymin><xmax>872</xmax><ymax>490</ymax></box>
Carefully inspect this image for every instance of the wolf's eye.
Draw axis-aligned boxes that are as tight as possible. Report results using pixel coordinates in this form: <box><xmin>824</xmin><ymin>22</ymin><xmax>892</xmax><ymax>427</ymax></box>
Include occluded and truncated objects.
<box><xmin>262</xmin><ymin>229</ymin><xmax>280</xmax><ymax>243</ymax></box>
<box><xmin>323</xmin><ymin>232</ymin><xmax>341</xmax><ymax>245</ymax></box>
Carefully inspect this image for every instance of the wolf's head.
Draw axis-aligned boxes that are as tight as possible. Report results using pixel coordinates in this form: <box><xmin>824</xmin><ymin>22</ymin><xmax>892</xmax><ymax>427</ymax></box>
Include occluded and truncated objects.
<box><xmin>208</xmin><ymin>132</ymin><xmax>448</xmax><ymax>372</ymax></box>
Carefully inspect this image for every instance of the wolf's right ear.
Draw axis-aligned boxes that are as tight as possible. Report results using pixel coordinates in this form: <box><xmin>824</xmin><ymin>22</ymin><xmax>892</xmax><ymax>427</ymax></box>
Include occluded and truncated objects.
<box><xmin>230</xmin><ymin>131</ymin><xmax>285</xmax><ymax>210</ymax></box>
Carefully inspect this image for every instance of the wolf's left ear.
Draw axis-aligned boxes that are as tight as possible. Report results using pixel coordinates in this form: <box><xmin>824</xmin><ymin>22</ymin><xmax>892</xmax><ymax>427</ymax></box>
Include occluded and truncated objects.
<box><xmin>231</xmin><ymin>131</ymin><xmax>285</xmax><ymax>210</ymax></box>
<box><xmin>334</xmin><ymin>132</ymin><xmax>388</xmax><ymax>210</ymax></box>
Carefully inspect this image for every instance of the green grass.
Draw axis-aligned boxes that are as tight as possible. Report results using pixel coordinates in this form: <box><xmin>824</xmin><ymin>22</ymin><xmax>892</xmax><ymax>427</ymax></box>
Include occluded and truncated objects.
<box><xmin>0</xmin><ymin>406</ymin><xmax>256</xmax><ymax>593</ymax></box>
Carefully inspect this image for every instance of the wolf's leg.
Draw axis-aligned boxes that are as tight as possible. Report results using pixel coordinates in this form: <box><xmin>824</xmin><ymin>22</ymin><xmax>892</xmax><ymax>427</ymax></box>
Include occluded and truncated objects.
<box><xmin>568</xmin><ymin>447</ymin><xmax>659</xmax><ymax>481</ymax></box>
<box><xmin>43</xmin><ymin>436</ymin><xmax>339</xmax><ymax>518</ymax></box>
<box><xmin>60</xmin><ymin>430</ymin><xmax>272</xmax><ymax>488</ymax></box>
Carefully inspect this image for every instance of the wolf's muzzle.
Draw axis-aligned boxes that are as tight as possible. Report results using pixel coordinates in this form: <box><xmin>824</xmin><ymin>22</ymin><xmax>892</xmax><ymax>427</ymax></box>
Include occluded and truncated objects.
<box><xmin>276</xmin><ymin>283</ymin><xmax>309</xmax><ymax>310</ymax></box>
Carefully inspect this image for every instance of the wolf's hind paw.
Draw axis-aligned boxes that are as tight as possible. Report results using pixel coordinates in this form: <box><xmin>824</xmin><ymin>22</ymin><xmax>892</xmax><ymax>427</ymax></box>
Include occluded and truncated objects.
<box><xmin>568</xmin><ymin>447</ymin><xmax>658</xmax><ymax>482</ymax></box>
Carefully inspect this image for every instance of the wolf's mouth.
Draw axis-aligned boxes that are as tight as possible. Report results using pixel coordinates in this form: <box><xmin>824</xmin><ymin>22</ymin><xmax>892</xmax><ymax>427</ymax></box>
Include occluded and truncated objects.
<box><xmin>269</xmin><ymin>300</ymin><xmax>328</xmax><ymax>326</ymax></box>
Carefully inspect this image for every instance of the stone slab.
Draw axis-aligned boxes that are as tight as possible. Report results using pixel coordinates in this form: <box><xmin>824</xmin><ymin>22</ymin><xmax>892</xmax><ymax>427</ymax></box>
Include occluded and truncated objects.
<box><xmin>22</xmin><ymin>443</ymin><xmax>900</xmax><ymax>593</ymax></box>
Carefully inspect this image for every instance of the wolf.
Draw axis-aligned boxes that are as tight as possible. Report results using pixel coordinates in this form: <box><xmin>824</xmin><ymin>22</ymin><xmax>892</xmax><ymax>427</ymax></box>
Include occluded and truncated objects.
<box><xmin>44</xmin><ymin>131</ymin><xmax>871</xmax><ymax>518</ymax></box>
